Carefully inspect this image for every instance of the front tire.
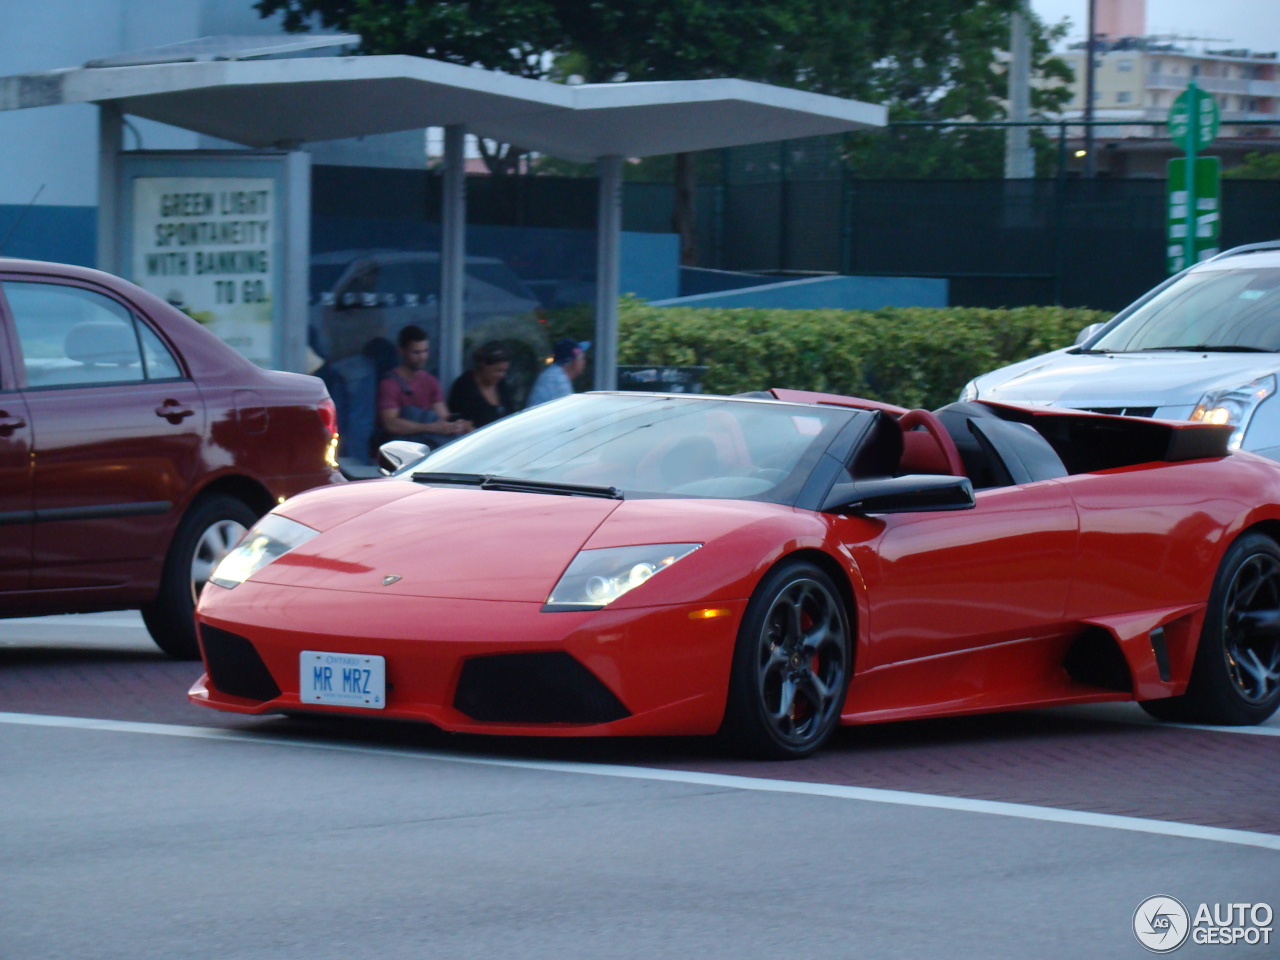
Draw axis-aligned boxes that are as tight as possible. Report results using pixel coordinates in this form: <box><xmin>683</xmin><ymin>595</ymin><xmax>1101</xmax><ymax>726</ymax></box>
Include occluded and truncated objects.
<box><xmin>1141</xmin><ymin>531</ymin><xmax>1280</xmax><ymax>725</ymax></box>
<box><xmin>720</xmin><ymin>560</ymin><xmax>851</xmax><ymax>759</ymax></box>
<box><xmin>143</xmin><ymin>494</ymin><xmax>258</xmax><ymax>660</ymax></box>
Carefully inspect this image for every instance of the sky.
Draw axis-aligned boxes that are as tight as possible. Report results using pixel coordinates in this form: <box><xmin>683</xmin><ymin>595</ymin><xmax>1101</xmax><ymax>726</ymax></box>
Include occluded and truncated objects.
<box><xmin>1029</xmin><ymin>0</ymin><xmax>1280</xmax><ymax>54</ymax></box>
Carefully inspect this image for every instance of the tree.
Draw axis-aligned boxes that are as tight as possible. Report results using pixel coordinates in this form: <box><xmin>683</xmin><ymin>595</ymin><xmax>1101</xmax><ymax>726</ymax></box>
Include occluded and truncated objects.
<box><xmin>1224</xmin><ymin>151</ymin><xmax>1280</xmax><ymax>180</ymax></box>
<box><xmin>259</xmin><ymin>0</ymin><xmax>1072</xmax><ymax>245</ymax></box>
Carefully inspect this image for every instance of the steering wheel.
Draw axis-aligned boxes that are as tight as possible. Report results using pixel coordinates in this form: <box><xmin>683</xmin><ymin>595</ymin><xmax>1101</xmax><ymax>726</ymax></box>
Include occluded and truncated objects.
<box><xmin>898</xmin><ymin>408</ymin><xmax>965</xmax><ymax>477</ymax></box>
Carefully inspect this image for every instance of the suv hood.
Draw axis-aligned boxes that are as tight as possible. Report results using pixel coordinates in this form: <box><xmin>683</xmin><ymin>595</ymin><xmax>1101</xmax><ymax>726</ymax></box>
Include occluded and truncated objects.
<box><xmin>977</xmin><ymin>348</ymin><xmax>1280</xmax><ymax>410</ymax></box>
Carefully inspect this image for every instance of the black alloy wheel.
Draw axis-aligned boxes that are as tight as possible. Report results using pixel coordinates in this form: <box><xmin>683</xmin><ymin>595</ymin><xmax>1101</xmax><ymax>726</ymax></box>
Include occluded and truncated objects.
<box><xmin>721</xmin><ymin>560</ymin><xmax>851</xmax><ymax>759</ymax></box>
<box><xmin>1142</xmin><ymin>531</ymin><xmax>1280</xmax><ymax>725</ymax></box>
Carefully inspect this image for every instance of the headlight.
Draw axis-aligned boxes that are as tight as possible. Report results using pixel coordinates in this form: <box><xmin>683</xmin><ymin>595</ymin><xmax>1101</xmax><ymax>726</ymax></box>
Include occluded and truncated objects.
<box><xmin>209</xmin><ymin>514</ymin><xmax>320</xmax><ymax>589</ymax></box>
<box><xmin>544</xmin><ymin>544</ymin><xmax>701</xmax><ymax>611</ymax></box>
<box><xmin>959</xmin><ymin>379</ymin><xmax>979</xmax><ymax>402</ymax></box>
<box><xmin>1189</xmin><ymin>374</ymin><xmax>1276</xmax><ymax>450</ymax></box>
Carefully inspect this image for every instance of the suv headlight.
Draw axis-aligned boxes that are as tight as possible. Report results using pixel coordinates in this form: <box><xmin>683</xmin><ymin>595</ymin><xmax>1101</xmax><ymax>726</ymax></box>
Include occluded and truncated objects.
<box><xmin>544</xmin><ymin>544</ymin><xmax>701</xmax><ymax>611</ymax></box>
<box><xmin>1189</xmin><ymin>374</ymin><xmax>1276</xmax><ymax>450</ymax></box>
<box><xmin>959</xmin><ymin>379</ymin><xmax>979</xmax><ymax>402</ymax></box>
<box><xmin>209</xmin><ymin>514</ymin><xmax>320</xmax><ymax>589</ymax></box>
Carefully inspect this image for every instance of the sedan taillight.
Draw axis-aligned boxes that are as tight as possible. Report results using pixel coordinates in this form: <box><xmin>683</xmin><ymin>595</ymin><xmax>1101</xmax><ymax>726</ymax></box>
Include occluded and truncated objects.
<box><xmin>318</xmin><ymin>398</ymin><xmax>338</xmax><ymax>438</ymax></box>
<box><xmin>318</xmin><ymin>398</ymin><xmax>340</xmax><ymax>468</ymax></box>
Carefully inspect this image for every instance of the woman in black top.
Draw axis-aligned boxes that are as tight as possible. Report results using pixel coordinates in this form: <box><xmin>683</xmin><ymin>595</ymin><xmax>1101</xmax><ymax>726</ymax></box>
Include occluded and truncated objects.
<box><xmin>448</xmin><ymin>342</ymin><xmax>515</xmax><ymax>428</ymax></box>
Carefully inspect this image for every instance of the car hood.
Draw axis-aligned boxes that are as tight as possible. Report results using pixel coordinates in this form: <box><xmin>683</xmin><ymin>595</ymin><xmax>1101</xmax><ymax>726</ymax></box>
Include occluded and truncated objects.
<box><xmin>977</xmin><ymin>348</ymin><xmax>1280</xmax><ymax>409</ymax></box>
<box><xmin>251</xmin><ymin>485</ymin><xmax>621</xmax><ymax>601</ymax></box>
<box><xmin>236</xmin><ymin>482</ymin><xmax>813</xmax><ymax>605</ymax></box>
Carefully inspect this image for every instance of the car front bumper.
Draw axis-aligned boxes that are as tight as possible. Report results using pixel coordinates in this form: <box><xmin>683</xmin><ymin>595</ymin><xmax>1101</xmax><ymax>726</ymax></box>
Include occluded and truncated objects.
<box><xmin>190</xmin><ymin>580</ymin><xmax>744</xmax><ymax>737</ymax></box>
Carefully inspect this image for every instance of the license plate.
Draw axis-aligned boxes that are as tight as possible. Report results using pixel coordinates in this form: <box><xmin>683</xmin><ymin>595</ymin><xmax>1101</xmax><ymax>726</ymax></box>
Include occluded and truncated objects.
<box><xmin>299</xmin><ymin>650</ymin><xmax>386</xmax><ymax>709</ymax></box>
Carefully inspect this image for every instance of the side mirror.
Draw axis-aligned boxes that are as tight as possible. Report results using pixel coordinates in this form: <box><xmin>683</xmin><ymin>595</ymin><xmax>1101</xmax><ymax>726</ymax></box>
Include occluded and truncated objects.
<box><xmin>378</xmin><ymin>440</ymin><xmax>432</xmax><ymax>476</ymax></box>
<box><xmin>822</xmin><ymin>474</ymin><xmax>975</xmax><ymax>514</ymax></box>
<box><xmin>1074</xmin><ymin>322</ymin><xmax>1104</xmax><ymax>346</ymax></box>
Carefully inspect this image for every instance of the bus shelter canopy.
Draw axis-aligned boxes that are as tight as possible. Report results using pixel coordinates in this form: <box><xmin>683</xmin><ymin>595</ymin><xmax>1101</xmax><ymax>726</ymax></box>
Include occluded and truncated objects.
<box><xmin>0</xmin><ymin>54</ymin><xmax>885</xmax><ymax>159</ymax></box>
<box><xmin>0</xmin><ymin>49</ymin><xmax>885</xmax><ymax>396</ymax></box>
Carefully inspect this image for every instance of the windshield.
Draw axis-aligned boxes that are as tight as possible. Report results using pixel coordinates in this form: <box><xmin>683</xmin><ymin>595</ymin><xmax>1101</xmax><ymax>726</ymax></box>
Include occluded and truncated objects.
<box><xmin>411</xmin><ymin>394</ymin><xmax>851</xmax><ymax>504</ymax></box>
<box><xmin>1091</xmin><ymin>266</ymin><xmax>1280</xmax><ymax>353</ymax></box>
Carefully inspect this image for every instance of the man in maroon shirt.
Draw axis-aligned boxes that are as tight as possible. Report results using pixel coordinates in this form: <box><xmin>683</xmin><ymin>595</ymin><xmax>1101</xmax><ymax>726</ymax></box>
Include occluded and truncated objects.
<box><xmin>377</xmin><ymin>325</ymin><xmax>472</xmax><ymax>446</ymax></box>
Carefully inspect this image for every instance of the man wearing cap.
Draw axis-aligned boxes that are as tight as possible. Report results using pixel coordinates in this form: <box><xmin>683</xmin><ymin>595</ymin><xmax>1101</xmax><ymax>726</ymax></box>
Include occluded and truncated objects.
<box><xmin>526</xmin><ymin>337</ymin><xmax>590</xmax><ymax>408</ymax></box>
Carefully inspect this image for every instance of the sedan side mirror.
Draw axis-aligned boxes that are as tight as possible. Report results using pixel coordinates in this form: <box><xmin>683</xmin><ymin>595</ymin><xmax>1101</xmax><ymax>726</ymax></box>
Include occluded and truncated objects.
<box><xmin>822</xmin><ymin>474</ymin><xmax>975</xmax><ymax>514</ymax></box>
<box><xmin>1074</xmin><ymin>322</ymin><xmax>1104</xmax><ymax>346</ymax></box>
<box><xmin>378</xmin><ymin>440</ymin><xmax>432</xmax><ymax>476</ymax></box>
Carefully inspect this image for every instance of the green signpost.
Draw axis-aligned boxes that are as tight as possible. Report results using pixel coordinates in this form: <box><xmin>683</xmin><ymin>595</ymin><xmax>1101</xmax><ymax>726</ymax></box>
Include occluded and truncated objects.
<box><xmin>1166</xmin><ymin>82</ymin><xmax>1221</xmax><ymax>274</ymax></box>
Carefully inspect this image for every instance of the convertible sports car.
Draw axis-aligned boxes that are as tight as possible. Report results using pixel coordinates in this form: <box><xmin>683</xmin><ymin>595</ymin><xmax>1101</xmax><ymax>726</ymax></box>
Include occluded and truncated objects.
<box><xmin>190</xmin><ymin>389</ymin><xmax>1280</xmax><ymax>757</ymax></box>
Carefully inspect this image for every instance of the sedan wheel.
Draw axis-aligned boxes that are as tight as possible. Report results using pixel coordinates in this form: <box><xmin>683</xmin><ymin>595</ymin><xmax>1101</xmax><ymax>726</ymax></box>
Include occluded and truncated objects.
<box><xmin>143</xmin><ymin>494</ymin><xmax>260</xmax><ymax>660</ymax></box>
<box><xmin>1142</xmin><ymin>531</ymin><xmax>1280</xmax><ymax>725</ymax></box>
<box><xmin>722</xmin><ymin>561</ymin><xmax>850</xmax><ymax>758</ymax></box>
<box><xmin>190</xmin><ymin>519</ymin><xmax>249</xmax><ymax>603</ymax></box>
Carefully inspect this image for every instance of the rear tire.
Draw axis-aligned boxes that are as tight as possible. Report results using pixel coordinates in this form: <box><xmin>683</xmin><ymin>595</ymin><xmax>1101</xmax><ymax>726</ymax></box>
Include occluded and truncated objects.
<box><xmin>143</xmin><ymin>494</ymin><xmax>259</xmax><ymax>660</ymax></box>
<box><xmin>1140</xmin><ymin>531</ymin><xmax>1280</xmax><ymax>725</ymax></box>
<box><xmin>720</xmin><ymin>560</ymin><xmax>851</xmax><ymax>759</ymax></box>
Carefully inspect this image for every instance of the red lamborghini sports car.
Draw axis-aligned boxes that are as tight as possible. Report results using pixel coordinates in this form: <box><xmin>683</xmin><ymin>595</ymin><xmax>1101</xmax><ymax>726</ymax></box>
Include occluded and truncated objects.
<box><xmin>190</xmin><ymin>389</ymin><xmax>1280</xmax><ymax>757</ymax></box>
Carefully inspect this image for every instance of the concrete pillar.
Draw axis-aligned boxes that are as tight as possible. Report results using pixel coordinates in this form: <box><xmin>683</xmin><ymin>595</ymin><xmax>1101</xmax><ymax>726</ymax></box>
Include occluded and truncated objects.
<box><xmin>96</xmin><ymin>103</ymin><xmax>123</xmax><ymax>275</ymax></box>
<box><xmin>280</xmin><ymin>150</ymin><xmax>312</xmax><ymax>373</ymax></box>
<box><xmin>593</xmin><ymin>154</ymin><xmax>623</xmax><ymax>391</ymax></box>
<box><xmin>1005</xmin><ymin>1</ymin><xmax>1035</xmax><ymax>179</ymax></box>
<box><xmin>439</xmin><ymin>124</ymin><xmax>467</xmax><ymax>392</ymax></box>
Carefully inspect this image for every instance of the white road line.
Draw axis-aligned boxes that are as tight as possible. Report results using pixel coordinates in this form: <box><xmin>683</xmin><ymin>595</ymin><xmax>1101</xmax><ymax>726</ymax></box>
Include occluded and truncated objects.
<box><xmin>3</xmin><ymin>711</ymin><xmax>1279</xmax><ymax>853</ymax></box>
<box><xmin>1167</xmin><ymin>721</ymin><xmax>1280</xmax><ymax>737</ymax></box>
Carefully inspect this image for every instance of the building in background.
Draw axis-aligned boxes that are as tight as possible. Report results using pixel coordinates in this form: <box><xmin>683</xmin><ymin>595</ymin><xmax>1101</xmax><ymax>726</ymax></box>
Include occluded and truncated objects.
<box><xmin>0</xmin><ymin>0</ymin><xmax>430</xmax><ymax>264</ymax></box>
<box><xmin>1048</xmin><ymin>0</ymin><xmax>1279</xmax><ymax>177</ymax></box>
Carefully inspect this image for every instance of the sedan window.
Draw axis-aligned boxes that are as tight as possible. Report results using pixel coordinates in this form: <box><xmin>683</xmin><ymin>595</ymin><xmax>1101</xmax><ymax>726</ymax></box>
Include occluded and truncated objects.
<box><xmin>5</xmin><ymin>281</ymin><xmax>179</xmax><ymax>388</ymax></box>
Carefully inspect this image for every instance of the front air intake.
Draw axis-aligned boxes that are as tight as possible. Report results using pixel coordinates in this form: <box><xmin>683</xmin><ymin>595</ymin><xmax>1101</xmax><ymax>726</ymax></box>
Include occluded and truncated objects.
<box><xmin>200</xmin><ymin>625</ymin><xmax>282</xmax><ymax>702</ymax></box>
<box><xmin>454</xmin><ymin>652</ymin><xmax>630</xmax><ymax>724</ymax></box>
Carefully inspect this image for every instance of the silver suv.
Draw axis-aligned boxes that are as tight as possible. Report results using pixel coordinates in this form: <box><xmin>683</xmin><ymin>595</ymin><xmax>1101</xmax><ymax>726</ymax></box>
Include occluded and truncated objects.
<box><xmin>962</xmin><ymin>242</ymin><xmax>1280</xmax><ymax>459</ymax></box>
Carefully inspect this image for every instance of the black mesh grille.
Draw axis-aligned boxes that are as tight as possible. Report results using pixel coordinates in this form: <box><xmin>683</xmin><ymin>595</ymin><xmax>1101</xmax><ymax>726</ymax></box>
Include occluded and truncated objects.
<box><xmin>201</xmin><ymin>625</ymin><xmax>282</xmax><ymax>702</ymax></box>
<box><xmin>454</xmin><ymin>652</ymin><xmax>630</xmax><ymax>724</ymax></box>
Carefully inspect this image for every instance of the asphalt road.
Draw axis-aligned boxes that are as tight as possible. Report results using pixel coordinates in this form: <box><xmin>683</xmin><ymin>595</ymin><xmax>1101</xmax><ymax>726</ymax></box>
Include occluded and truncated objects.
<box><xmin>2</xmin><ymin>613</ymin><xmax>1278</xmax><ymax>960</ymax></box>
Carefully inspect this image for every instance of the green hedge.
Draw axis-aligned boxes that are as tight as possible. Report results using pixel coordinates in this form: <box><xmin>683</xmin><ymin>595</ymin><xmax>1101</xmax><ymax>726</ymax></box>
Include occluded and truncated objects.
<box><xmin>547</xmin><ymin>300</ymin><xmax>1112</xmax><ymax>411</ymax></box>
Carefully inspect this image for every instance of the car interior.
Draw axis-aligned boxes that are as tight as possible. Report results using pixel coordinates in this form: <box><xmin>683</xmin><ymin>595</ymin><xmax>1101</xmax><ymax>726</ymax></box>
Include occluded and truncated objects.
<box><xmin>848</xmin><ymin>397</ymin><xmax>1231</xmax><ymax>490</ymax></box>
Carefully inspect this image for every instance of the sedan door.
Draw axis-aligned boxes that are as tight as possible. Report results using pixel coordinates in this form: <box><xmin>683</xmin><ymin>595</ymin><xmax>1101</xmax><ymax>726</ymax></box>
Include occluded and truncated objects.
<box><xmin>1</xmin><ymin>276</ymin><xmax>205</xmax><ymax>591</ymax></box>
<box><xmin>0</xmin><ymin>312</ymin><xmax>32</xmax><ymax>590</ymax></box>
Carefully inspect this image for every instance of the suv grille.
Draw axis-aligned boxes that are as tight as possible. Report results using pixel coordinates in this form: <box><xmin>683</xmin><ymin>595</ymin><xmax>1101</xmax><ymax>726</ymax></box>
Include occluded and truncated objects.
<box><xmin>1084</xmin><ymin>406</ymin><xmax>1157</xmax><ymax>418</ymax></box>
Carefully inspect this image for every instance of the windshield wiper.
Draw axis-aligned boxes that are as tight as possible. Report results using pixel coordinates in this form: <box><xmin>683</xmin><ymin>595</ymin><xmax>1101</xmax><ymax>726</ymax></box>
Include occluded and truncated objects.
<box><xmin>411</xmin><ymin>472</ymin><xmax>486</xmax><ymax>485</ymax></box>
<box><xmin>412</xmin><ymin>472</ymin><xmax>623</xmax><ymax>500</ymax></box>
<box><xmin>1130</xmin><ymin>345</ymin><xmax>1277</xmax><ymax>353</ymax></box>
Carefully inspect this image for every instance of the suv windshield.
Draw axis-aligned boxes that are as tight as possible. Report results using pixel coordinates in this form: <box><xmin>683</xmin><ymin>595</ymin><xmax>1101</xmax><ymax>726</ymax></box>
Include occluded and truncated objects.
<box><xmin>411</xmin><ymin>393</ymin><xmax>851</xmax><ymax>503</ymax></box>
<box><xmin>1091</xmin><ymin>266</ymin><xmax>1280</xmax><ymax>353</ymax></box>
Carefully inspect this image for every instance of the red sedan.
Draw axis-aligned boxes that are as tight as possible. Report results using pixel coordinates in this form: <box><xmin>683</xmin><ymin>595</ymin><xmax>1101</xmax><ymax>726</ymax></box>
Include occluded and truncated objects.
<box><xmin>0</xmin><ymin>258</ymin><xmax>342</xmax><ymax>658</ymax></box>
<box><xmin>191</xmin><ymin>389</ymin><xmax>1280</xmax><ymax>757</ymax></box>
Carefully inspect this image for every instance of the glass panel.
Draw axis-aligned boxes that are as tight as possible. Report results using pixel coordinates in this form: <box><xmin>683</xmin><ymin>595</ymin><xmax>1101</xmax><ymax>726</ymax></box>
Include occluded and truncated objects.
<box><xmin>418</xmin><ymin>394</ymin><xmax>853</xmax><ymax>504</ymax></box>
<box><xmin>136</xmin><ymin>322</ymin><xmax>183</xmax><ymax>379</ymax></box>
<box><xmin>1092</xmin><ymin>267</ymin><xmax>1280</xmax><ymax>353</ymax></box>
<box><xmin>6</xmin><ymin>282</ymin><xmax>146</xmax><ymax>388</ymax></box>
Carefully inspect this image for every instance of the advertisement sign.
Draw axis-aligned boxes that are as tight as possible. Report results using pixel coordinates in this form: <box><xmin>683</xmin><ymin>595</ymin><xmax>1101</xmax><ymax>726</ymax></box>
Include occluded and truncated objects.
<box><xmin>131</xmin><ymin>176</ymin><xmax>275</xmax><ymax>366</ymax></box>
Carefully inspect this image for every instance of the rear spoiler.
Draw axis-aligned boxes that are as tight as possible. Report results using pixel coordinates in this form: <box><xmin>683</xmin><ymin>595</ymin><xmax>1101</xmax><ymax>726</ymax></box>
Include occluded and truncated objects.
<box><xmin>977</xmin><ymin>401</ymin><xmax>1233</xmax><ymax>467</ymax></box>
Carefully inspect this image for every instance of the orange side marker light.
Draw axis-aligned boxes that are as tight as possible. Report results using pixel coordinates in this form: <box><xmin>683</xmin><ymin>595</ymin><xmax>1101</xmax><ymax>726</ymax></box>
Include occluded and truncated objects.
<box><xmin>689</xmin><ymin>608</ymin><xmax>732</xmax><ymax>620</ymax></box>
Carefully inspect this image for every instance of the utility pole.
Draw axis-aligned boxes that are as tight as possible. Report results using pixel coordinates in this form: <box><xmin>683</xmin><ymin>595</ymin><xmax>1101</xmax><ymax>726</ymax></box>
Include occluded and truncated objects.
<box><xmin>1083</xmin><ymin>0</ymin><xmax>1098</xmax><ymax>178</ymax></box>
<box><xmin>1005</xmin><ymin>0</ymin><xmax>1035</xmax><ymax>178</ymax></box>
